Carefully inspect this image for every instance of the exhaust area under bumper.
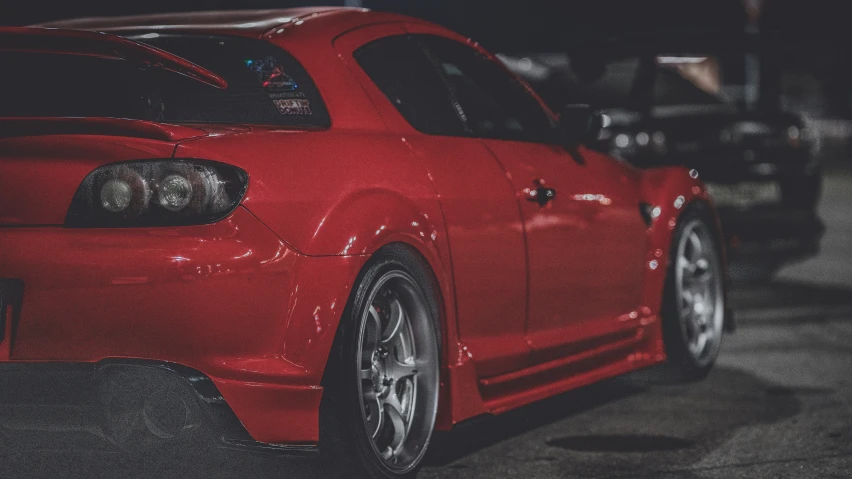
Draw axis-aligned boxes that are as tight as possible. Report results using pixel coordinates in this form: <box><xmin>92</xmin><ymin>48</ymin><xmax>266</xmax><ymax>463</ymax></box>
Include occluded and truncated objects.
<box><xmin>0</xmin><ymin>360</ymin><xmax>319</xmax><ymax>457</ymax></box>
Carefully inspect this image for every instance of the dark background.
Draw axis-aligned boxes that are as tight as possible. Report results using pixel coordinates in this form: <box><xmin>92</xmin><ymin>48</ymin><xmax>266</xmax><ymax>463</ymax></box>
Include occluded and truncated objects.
<box><xmin>4</xmin><ymin>0</ymin><xmax>852</xmax><ymax>117</ymax></box>
<box><xmin>3</xmin><ymin>2</ymin><xmax>852</xmax><ymax>477</ymax></box>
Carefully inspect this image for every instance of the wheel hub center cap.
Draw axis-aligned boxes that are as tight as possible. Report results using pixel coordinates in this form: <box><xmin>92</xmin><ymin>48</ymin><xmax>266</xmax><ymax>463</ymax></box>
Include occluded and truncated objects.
<box><xmin>372</xmin><ymin>352</ymin><xmax>392</xmax><ymax>396</ymax></box>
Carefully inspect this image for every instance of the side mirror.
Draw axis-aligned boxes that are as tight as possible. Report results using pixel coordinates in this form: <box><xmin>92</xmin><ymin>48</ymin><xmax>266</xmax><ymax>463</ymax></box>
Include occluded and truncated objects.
<box><xmin>558</xmin><ymin>104</ymin><xmax>609</xmax><ymax>149</ymax></box>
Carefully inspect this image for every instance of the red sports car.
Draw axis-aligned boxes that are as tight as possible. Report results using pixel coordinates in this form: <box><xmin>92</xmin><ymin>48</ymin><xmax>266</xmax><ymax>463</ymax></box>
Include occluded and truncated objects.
<box><xmin>0</xmin><ymin>7</ymin><xmax>730</xmax><ymax>478</ymax></box>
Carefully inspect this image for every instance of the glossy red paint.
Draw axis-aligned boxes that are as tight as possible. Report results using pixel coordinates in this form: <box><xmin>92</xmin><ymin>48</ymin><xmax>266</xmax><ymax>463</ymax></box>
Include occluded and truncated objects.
<box><xmin>0</xmin><ymin>205</ymin><xmax>366</xmax><ymax>443</ymax></box>
<box><xmin>0</xmin><ymin>9</ymin><xmax>726</xmax><ymax>446</ymax></box>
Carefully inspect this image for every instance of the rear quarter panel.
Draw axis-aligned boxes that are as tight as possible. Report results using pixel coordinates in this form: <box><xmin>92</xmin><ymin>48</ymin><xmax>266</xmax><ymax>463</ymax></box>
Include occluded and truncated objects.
<box><xmin>174</xmin><ymin>129</ymin><xmax>468</xmax><ymax>417</ymax></box>
<box><xmin>174</xmin><ymin>129</ymin><xmax>447</xmax><ymax>260</ymax></box>
<box><xmin>173</xmin><ymin>128</ymin><xmax>459</xmax><ymax>354</ymax></box>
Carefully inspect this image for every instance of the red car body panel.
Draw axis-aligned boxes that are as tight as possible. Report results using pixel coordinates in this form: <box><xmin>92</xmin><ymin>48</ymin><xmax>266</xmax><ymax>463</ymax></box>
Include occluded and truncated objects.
<box><xmin>0</xmin><ymin>8</ymin><xmax>722</xmax><ymax>445</ymax></box>
<box><xmin>0</xmin><ymin>206</ymin><xmax>344</xmax><ymax>443</ymax></box>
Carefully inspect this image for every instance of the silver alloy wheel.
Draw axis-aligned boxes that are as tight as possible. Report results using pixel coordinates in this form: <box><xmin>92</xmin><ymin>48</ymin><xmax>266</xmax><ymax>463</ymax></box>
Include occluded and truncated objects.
<box><xmin>674</xmin><ymin>218</ymin><xmax>724</xmax><ymax>367</ymax></box>
<box><xmin>356</xmin><ymin>271</ymin><xmax>439</xmax><ymax>473</ymax></box>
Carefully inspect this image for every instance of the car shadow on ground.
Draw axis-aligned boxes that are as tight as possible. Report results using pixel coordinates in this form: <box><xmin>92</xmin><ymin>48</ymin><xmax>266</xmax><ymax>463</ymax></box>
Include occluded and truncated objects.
<box><xmin>423</xmin><ymin>378</ymin><xmax>645</xmax><ymax>467</ymax></box>
<box><xmin>0</xmin><ymin>366</ymin><xmax>808</xmax><ymax>479</ymax></box>
<box><xmin>421</xmin><ymin>366</ymin><xmax>808</xmax><ymax>478</ymax></box>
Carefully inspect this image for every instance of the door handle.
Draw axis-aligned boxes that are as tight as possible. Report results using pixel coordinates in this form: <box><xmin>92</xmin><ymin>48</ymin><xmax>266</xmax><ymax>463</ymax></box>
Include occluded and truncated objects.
<box><xmin>524</xmin><ymin>179</ymin><xmax>556</xmax><ymax>206</ymax></box>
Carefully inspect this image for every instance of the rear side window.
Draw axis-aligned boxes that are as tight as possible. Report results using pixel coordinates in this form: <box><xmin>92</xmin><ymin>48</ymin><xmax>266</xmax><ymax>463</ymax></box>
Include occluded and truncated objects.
<box><xmin>354</xmin><ymin>35</ymin><xmax>466</xmax><ymax>136</ymax></box>
<box><xmin>0</xmin><ymin>34</ymin><xmax>330</xmax><ymax>128</ymax></box>
<box><xmin>418</xmin><ymin>35</ymin><xmax>556</xmax><ymax>143</ymax></box>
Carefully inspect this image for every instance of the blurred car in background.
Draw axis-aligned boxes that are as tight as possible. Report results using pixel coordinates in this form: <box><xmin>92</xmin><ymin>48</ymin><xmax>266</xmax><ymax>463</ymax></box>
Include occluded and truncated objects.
<box><xmin>502</xmin><ymin>39</ymin><xmax>824</xmax><ymax>282</ymax></box>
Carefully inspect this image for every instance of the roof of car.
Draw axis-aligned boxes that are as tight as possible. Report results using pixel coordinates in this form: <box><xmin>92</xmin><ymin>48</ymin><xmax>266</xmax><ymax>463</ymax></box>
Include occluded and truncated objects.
<box><xmin>35</xmin><ymin>7</ymin><xmax>424</xmax><ymax>39</ymax></box>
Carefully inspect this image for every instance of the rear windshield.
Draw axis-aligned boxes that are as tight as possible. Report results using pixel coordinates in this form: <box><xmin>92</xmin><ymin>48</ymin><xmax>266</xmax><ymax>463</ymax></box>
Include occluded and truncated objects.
<box><xmin>0</xmin><ymin>34</ymin><xmax>330</xmax><ymax>128</ymax></box>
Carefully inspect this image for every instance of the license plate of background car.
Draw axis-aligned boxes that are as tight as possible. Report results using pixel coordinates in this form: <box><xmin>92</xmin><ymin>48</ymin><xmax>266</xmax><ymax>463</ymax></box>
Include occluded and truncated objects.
<box><xmin>705</xmin><ymin>181</ymin><xmax>782</xmax><ymax>208</ymax></box>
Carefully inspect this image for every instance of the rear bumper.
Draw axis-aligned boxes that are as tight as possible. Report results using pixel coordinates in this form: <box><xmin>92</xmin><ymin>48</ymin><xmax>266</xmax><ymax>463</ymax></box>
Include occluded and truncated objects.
<box><xmin>0</xmin><ymin>360</ymin><xmax>317</xmax><ymax>455</ymax></box>
<box><xmin>719</xmin><ymin>207</ymin><xmax>824</xmax><ymax>264</ymax></box>
<box><xmin>0</xmin><ymin>207</ymin><xmax>366</xmax><ymax>445</ymax></box>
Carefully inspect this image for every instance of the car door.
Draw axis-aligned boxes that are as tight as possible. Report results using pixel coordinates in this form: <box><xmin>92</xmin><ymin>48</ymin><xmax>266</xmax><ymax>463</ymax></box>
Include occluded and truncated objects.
<box><xmin>336</xmin><ymin>27</ymin><xmax>531</xmax><ymax>377</ymax></box>
<box><xmin>416</xmin><ymin>34</ymin><xmax>650</xmax><ymax>362</ymax></box>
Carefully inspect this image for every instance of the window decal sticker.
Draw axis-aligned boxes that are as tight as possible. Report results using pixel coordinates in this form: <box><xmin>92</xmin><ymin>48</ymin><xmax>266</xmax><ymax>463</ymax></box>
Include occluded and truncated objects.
<box><xmin>245</xmin><ymin>56</ymin><xmax>297</xmax><ymax>92</ymax></box>
<box><xmin>273</xmin><ymin>98</ymin><xmax>312</xmax><ymax>115</ymax></box>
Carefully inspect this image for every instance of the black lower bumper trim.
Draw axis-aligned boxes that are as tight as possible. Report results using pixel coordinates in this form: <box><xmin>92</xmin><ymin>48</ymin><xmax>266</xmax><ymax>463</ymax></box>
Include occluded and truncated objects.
<box><xmin>0</xmin><ymin>359</ymin><xmax>316</xmax><ymax>457</ymax></box>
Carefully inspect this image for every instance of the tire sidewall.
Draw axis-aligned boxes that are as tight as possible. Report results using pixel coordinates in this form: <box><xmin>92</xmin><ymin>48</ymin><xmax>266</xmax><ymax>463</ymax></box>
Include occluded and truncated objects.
<box><xmin>661</xmin><ymin>202</ymin><xmax>726</xmax><ymax>378</ymax></box>
<box><xmin>321</xmin><ymin>245</ymin><xmax>442</xmax><ymax>479</ymax></box>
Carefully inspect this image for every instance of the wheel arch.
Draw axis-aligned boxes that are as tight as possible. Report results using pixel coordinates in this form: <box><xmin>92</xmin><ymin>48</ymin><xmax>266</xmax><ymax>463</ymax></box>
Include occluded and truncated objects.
<box><xmin>638</xmin><ymin>166</ymin><xmax>725</xmax><ymax>319</ymax></box>
<box><xmin>355</xmin><ymin>241</ymin><xmax>453</xmax><ymax>366</ymax></box>
<box><xmin>318</xmin><ymin>239</ymin><xmax>462</xmax><ymax>434</ymax></box>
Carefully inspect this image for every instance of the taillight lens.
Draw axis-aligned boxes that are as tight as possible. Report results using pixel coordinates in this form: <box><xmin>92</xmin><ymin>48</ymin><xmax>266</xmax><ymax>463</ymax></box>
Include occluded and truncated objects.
<box><xmin>65</xmin><ymin>159</ymin><xmax>248</xmax><ymax>227</ymax></box>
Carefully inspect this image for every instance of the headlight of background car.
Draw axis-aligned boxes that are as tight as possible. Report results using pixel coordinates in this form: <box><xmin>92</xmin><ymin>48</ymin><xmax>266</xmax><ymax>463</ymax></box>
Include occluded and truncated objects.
<box><xmin>609</xmin><ymin>132</ymin><xmax>634</xmax><ymax>159</ymax></box>
<box><xmin>647</xmin><ymin>130</ymin><xmax>667</xmax><ymax>153</ymax></box>
<box><xmin>719</xmin><ymin>127</ymin><xmax>743</xmax><ymax>144</ymax></box>
<box><xmin>65</xmin><ymin>159</ymin><xmax>248</xmax><ymax>227</ymax></box>
<box><xmin>787</xmin><ymin>125</ymin><xmax>805</xmax><ymax>148</ymax></box>
<box><xmin>610</xmin><ymin>130</ymin><xmax>666</xmax><ymax>157</ymax></box>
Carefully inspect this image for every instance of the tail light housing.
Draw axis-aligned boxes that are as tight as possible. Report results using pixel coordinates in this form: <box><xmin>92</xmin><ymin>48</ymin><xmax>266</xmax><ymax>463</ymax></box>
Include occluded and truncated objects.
<box><xmin>65</xmin><ymin>159</ymin><xmax>247</xmax><ymax>227</ymax></box>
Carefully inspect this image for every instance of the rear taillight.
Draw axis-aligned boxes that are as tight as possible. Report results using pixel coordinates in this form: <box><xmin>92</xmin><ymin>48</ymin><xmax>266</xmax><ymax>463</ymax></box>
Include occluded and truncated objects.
<box><xmin>65</xmin><ymin>159</ymin><xmax>247</xmax><ymax>227</ymax></box>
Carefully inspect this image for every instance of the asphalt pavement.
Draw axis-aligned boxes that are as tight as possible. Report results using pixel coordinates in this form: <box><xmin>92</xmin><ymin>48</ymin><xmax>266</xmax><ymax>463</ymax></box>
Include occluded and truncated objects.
<box><xmin>1</xmin><ymin>171</ymin><xmax>851</xmax><ymax>478</ymax></box>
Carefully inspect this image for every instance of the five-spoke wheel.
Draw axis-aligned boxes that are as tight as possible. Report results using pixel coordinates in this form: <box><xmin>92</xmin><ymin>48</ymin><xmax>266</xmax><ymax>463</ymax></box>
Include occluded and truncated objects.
<box><xmin>321</xmin><ymin>247</ymin><xmax>440</xmax><ymax>478</ymax></box>
<box><xmin>357</xmin><ymin>277</ymin><xmax>437</xmax><ymax>466</ymax></box>
<box><xmin>663</xmin><ymin>204</ymin><xmax>726</xmax><ymax>379</ymax></box>
<box><xmin>675</xmin><ymin>219</ymin><xmax>724</xmax><ymax>365</ymax></box>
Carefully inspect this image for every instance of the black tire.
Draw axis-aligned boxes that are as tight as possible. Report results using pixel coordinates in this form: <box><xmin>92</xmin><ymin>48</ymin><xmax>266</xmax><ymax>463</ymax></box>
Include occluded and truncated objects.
<box><xmin>320</xmin><ymin>244</ymin><xmax>442</xmax><ymax>479</ymax></box>
<box><xmin>660</xmin><ymin>202</ymin><xmax>726</xmax><ymax>382</ymax></box>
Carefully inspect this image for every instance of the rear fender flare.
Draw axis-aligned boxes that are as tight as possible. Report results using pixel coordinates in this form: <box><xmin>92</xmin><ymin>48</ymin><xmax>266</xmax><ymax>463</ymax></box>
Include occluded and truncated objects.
<box><xmin>283</xmin><ymin>189</ymin><xmax>459</xmax><ymax>382</ymax></box>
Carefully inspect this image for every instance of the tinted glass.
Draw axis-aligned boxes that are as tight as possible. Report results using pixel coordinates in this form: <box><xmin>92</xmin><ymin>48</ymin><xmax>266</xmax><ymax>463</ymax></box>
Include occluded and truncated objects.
<box><xmin>419</xmin><ymin>35</ymin><xmax>555</xmax><ymax>143</ymax></box>
<box><xmin>354</xmin><ymin>35</ymin><xmax>465</xmax><ymax>136</ymax></box>
<box><xmin>0</xmin><ymin>52</ymin><xmax>146</xmax><ymax>118</ymax></box>
<box><xmin>136</xmin><ymin>34</ymin><xmax>330</xmax><ymax>127</ymax></box>
<box><xmin>0</xmin><ymin>35</ymin><xmax>330</xmax><ymax>128</ymax></box>
<box><xmin>653</xmin><ymin>67</ymin><xmax>726</xmax><ymax>107</ymax></box>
